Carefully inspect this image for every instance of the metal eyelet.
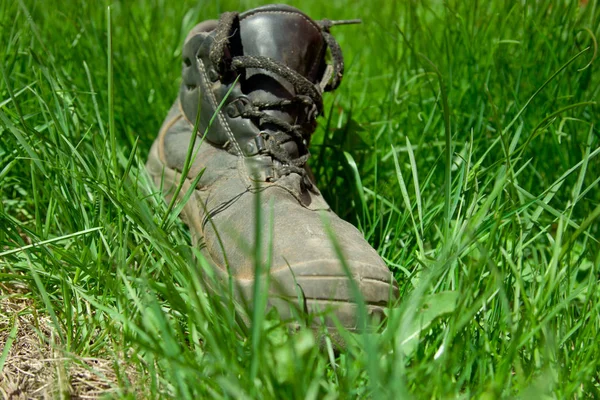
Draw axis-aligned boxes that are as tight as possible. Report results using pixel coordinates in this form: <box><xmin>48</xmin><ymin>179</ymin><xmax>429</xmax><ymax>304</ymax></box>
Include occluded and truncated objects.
<box><xmin>255</xmin><ymin>134</ymin><xmax>266</xmax><ymax>153</ymax></box>
<box><xmin>226</xmin><ymin>96</ymin><xmax>251</xmax><ymax>118</ymax></box>
<box><xmin>243</xmin><ymin>134</ymin><xmax>267</xmax><ymax>156</ymax></box>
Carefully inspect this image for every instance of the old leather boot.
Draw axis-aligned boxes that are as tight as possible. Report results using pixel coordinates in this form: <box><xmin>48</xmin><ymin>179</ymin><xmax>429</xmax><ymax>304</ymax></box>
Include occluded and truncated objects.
<box><xmin>147</xmin><ymin>4</ymin><xmax>398</xmax><ymax>333</ymax></box>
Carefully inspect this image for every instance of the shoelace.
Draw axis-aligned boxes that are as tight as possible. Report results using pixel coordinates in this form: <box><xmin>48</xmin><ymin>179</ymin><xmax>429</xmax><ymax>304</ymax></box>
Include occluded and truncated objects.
<box><xmin>208</xmin><ymin>11</ymin><xmax>358</xmax><ymax>186</ymax></box>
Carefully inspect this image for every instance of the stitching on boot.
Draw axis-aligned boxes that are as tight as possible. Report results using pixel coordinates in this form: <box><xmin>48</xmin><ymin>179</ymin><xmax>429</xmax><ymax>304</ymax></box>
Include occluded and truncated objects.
<box><xmin>197</xmin><ymin>58</ymin><xmax>247</xmax><ymax>169</ymax></box>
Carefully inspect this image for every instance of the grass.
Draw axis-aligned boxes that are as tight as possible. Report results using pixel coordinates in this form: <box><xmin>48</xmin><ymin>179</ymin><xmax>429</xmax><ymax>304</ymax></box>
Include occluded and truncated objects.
<box><xmin>1</xmin><ymin>0</ymin><xmax>599</xmax><ymax>398</ymax></box>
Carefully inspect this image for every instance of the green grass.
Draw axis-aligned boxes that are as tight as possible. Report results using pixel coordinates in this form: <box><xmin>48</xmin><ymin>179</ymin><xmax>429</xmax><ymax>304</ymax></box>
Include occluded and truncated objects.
<box><xmin>1</xmin><ymin>0</ymin><xmax>599</xmax><ymax>398</ymax></box>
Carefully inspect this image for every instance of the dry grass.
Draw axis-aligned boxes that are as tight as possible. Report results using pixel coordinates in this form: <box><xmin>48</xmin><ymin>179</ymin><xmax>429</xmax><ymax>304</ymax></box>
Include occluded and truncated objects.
<box><xmin>0</xmin><ymin>285</ymin><xmax>137</xmax><ymax>399</ymax></box>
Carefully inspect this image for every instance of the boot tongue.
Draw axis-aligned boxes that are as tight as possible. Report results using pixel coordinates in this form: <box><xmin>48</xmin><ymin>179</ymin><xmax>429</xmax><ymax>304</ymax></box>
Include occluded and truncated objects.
<box><xmin>239</xmin><ymin>5</ymin><xmax>326</xmax><ymax>85</ymax></box>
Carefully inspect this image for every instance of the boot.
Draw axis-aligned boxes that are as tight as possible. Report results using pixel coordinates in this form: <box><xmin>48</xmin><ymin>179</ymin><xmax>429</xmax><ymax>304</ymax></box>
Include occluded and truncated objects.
<box><xmin>146</xmin><ymin>4</ymin><xmax>398</xmax><ymax>334</ymax></box>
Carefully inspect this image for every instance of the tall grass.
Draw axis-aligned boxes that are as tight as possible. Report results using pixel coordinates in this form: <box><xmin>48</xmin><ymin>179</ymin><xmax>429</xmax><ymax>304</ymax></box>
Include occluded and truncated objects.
<box><xmin>1</xmin><ymin>0</ymin><xmax>599</xmax><ymax>398</ymax></box>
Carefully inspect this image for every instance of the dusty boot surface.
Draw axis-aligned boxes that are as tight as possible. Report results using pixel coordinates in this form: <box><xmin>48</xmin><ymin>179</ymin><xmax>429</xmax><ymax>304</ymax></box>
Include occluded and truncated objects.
<box><xmin>146</xmin><ymin>4</ymin><xmax>399</xmax><ymax>335</ymax></box>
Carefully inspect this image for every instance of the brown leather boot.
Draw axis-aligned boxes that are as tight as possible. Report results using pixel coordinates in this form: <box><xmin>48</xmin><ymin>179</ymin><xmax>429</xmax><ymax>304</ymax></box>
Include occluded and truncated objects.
<box><xmin>147</xmin><ymin>4</ymin><xmax>398</xmax><ymax>333</ymax></box>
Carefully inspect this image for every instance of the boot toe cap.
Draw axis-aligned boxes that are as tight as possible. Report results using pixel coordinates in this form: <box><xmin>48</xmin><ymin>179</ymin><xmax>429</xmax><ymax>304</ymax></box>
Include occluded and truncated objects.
<box><xmin>267</xmin><ymin>259</ymin><xmax>399</xmax><ymax>331</ymax></box>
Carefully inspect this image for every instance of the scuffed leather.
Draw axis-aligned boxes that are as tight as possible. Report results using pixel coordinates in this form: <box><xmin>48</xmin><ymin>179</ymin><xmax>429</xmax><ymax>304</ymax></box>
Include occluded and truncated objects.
<box><xmin>155</xmin><ymin>110</ymin><xmax>387</xmax><ymax>283</ymax></box>
<box><xmin>147</xmin><ymin>5</ymin><xmax>399</xmax><ymax>334</ymax></box>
